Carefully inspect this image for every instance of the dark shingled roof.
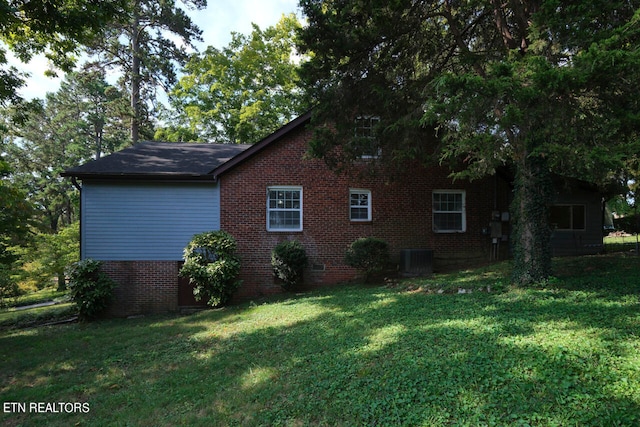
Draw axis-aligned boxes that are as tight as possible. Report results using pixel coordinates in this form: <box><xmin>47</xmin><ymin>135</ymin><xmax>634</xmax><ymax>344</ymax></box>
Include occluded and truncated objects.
<box><xmin>62</xmin><ymin>141</ymin><xmax>252</xmax><ymax>181</ymax></box>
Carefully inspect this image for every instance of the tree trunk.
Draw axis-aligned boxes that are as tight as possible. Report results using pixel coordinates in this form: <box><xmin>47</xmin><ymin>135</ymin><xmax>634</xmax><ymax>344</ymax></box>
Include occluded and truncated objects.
<box><xmin>511</xmin><ymin>155</ymin><xmax>553</xmax><ymax>285</ymax></box>
<box><xmin>57</xmin><ymin>270</ymin><xmax>67</xmax><ymax>291</ymax></box>
<box><xmin>130</xmin><ymin>6</ymin><xmax>141</xmax><ymax>144</ymax></box>
<box><xmin>94</xmin><ymin>125</ymin><xmax>103</xmax><ymax>159</ymax></box>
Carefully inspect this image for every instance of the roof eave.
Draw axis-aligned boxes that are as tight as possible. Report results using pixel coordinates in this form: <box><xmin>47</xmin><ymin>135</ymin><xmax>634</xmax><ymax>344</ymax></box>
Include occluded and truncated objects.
<box><xmin>61</xmin><ymin>172</ymin><xmax>217</xmax><ymax>182</ymax></box>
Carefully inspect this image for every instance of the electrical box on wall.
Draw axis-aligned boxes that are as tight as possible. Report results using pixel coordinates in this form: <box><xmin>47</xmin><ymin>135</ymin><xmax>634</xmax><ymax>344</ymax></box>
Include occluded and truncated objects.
<box><xmin>490</xmin><ymin>221</ymin><xmax>502</xmax><ymax>238</ymax></box>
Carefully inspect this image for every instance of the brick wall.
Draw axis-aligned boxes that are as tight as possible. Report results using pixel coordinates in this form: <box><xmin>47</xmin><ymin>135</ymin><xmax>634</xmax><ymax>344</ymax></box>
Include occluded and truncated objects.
<box><xmin>220</xmin><ymin>125</ymin><xmax>511</xmax><ymax>300</ymax></box>
<box><xmin>101</xmin><ymin>261</ymin><xmax>180</xmax><ymax>317</ymax></box>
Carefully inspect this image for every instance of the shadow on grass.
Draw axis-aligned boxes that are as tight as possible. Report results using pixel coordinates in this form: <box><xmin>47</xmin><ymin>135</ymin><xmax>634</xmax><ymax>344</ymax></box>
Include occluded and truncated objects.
<box><xmin>2</xmin><ymin>257</ymin><xmax>640</xmax><ymax>426</ymax></box>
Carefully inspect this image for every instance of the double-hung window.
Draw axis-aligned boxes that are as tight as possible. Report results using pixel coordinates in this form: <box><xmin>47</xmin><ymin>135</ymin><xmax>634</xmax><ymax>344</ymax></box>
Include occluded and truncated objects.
<box><xmin>267</xmin><ymin>187</ymin><xmax>302</xmax><ymax>231</ymax></box>
<box><xmin>350</xmin><ymin>189</ymin><xmax>371</xmax><ymax>221</ymax></box>
<box><xmin>550</xmin><ymin>205</ymin><xmax>585</xmax><ymax>230</ymax></box>
<box><xmin>433</xmin><ymin>190</ymin><xmax>466</xmax><ymax>233</ymax></box>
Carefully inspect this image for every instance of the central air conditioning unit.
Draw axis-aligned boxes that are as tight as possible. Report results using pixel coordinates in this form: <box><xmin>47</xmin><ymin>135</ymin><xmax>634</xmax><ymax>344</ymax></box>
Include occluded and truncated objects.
<box><xmin>400</xmin><ymin>249</ymin><xmax>433</xmax><ymax>276</ymax></box>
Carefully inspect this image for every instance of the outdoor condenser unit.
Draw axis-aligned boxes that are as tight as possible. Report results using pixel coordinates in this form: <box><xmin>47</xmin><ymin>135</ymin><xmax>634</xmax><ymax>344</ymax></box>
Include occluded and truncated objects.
<box><xmin>400</xmin><ymin>249</ymin><xmax>433</xmax><ymax>276</ymax></box>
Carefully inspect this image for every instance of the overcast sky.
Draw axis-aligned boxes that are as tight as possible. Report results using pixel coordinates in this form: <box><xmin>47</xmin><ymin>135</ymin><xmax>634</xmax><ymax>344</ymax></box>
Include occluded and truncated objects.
<box><xmin>10</xmin><ymin>0</ymin><xmax>301</xmax><ymax>100</ymax></box>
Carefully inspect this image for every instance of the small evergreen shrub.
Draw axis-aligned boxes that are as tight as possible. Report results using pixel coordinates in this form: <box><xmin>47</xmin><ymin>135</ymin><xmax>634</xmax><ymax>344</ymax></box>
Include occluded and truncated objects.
<box><xmin>180</xmin><ymin>231</ymin><xmax>242</xmax><ymax>307</ymax></box>
<box><xmin>67</xmin><ymin>259</ymin><xmax>116</xmax><ymax>321</ymax></box>
<box><xmin>271</xmin><ymin>240</ymin><xmax>308</xmax><ymax>291</ymax></box>
<box><xmin>344</xmin><ymin>237</ymin><xmax>390</xmax><ymax>281</ymax></box>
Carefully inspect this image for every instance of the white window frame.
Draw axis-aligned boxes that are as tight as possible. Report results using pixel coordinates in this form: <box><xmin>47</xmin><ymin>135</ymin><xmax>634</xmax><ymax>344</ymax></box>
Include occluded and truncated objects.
<box><xmin>349</xmin><ymin>189</ymin><xmax>372</xmax><ymax>222</ymax></box>
<box><xmin>267</xmin><ymin>186</ymin><xmax>303</xmax><ymax>232</ymax></box>
<box><xmin>432</xmin><ymin>190</ymin><xmax>466</xmax><ymax>233</ymax></box>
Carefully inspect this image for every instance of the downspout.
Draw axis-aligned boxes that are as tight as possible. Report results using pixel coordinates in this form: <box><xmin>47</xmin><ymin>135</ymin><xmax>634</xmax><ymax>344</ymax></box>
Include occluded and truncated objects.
<box><xmin>71</xmin><ymin>177</ymin><xmax>82</xmax><ymax>192</ymax></box>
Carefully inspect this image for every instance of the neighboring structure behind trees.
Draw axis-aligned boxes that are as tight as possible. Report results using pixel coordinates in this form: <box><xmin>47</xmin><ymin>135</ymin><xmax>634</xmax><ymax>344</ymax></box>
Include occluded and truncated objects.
<box><xmin>63</xmin><ymin>112</ymin><xmax>606</xmax><ymax>316</ymax></box>
<box><xmin>548</xmin><ymin>178</ymin><xmax>606</xmax><ymax>257</ymax></box>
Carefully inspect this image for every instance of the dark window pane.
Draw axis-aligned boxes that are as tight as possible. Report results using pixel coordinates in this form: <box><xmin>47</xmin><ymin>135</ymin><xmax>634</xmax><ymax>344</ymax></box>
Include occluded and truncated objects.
<box><xmin>572</xmin><ymin>205</ymin><xmax>585</xmax><ymax>229</ymax></box>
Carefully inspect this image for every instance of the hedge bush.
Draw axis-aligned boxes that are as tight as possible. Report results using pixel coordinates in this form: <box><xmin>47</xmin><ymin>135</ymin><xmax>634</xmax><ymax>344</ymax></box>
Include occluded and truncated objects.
<box><xmin>271</xmin><ymin>240</ymin><xmax>308</xmax><ymax>291</ymax></box>
<box><xmin>67</xmin><ymin>259</ymin><xmax>116</xmax><ymax>321</ymax></box>
<box><xmin>180</xmin><ymin>231</ymin><xmax>242</xmax><ymax>307</ymax></box>
<box><xmin>344</xmin><ymin>237</ymin><xmax>390</xmax><ymax>282</ymax></box>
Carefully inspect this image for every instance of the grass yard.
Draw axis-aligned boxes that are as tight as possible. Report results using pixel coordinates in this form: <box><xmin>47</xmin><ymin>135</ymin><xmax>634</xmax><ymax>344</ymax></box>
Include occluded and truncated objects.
<box><xmin>2</xmin><ymin>254</ymin><xmax>640</xmax><ymax>426</ymax></box>
<box><xmin>604</xmin><ymin>234</ymin><xmax>640</xmax><ymax>254</ymax></box>
<box><xmin>2</xmin><ymin>287</ymin><xmax>69</xmax><ymax>308</ymax></box>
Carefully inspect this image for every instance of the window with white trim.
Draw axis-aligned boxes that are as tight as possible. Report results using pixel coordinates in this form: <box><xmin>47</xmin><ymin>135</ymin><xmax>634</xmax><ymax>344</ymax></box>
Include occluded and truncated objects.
<box><xmin>350</xmin><ymin>189</ymin><xmax>371</xmax><ymax>221</ymax></box>
<box><xmin>433</xmin><ymin>190</ymin><xmax>466</xmax><ymax>233</ymax></box>
<box><xmin>267</xmin><ymin>187</ymin><xmax>302</xmax><ymax>231</ymax></box>
<box><xmin>550</xmin><ymin>205</ymin><xmax>585</xmax><ymax>230</ymax></box>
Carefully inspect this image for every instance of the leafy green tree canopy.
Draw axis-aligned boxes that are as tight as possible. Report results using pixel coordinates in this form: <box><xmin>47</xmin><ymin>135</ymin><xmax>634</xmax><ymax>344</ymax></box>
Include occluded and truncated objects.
<box><xmin>298</xmin><ymin>0</ymin><xmax>640</xmax><ymax>285</ymax></box>
<box><xmin>163</xmin><ymin>13</ymin><xmax>308</xmax><ymax>143</ymax></box>
<box><xmin>0</xmin><ymin>157</ymin><xmax>32</xmax><ymax>252</ymax></box>
<box><xmin>0</xmin><ymin>157</ymin><xmax>34</xmax><ymax>291</ymax></box>
<box><xmin>0</xmin><ymin>0</ymin><xmax>126</xmax><ymax>102</ymax></box>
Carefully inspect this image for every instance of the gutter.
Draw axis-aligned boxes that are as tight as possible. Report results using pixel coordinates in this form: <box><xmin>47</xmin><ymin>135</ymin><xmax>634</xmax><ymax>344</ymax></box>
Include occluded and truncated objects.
<box><xmin>61</xmin><ymin>173</ymin><xmax>217</xmax><ymax>182</ymax></box>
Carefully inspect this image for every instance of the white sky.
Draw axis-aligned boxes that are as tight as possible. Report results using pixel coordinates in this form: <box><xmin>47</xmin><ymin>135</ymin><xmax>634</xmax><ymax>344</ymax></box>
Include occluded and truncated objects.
<box><xmin>10</xmin><ymin>0</ymin><xmax>301</xmax><ymax>100</ymax></box>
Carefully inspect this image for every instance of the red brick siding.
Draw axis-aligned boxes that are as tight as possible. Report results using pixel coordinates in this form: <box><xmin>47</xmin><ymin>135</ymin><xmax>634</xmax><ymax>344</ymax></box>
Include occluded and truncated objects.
<box><xmin>101</xmin><ymin>261</ymin><xmax>180</xmax><ymax>317</ymax></box>
<box><xmin>220</xmin><ymin>126</ymin><xmax>511</xmax><ymax>299</ymax></box>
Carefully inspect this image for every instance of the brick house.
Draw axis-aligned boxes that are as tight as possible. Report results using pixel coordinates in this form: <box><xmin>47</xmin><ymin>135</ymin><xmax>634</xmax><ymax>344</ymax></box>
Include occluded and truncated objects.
<box><xmin>63</xmin><ymin>111</ymin><xmax>605</xmax><ymax>316</ymax></box>
<box><xmin>212</xmin><ymin>112</ymin><xmax>514</xmax><ymax>299</ymax></box>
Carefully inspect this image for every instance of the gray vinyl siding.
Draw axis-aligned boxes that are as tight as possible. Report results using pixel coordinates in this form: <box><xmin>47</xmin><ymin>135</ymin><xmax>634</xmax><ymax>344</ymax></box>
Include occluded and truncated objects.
<box><xmin>81</xmin><ymin>181</ymin><xmax>220</xmax><ymax>261</ymax></box>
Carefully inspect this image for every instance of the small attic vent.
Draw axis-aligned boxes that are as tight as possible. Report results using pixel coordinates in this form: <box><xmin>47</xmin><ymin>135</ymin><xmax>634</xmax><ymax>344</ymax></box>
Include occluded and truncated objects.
<box><xmin>400</xmin><ymin>249</ymin><xmax>433</xmax><ymax>276</ymax></box>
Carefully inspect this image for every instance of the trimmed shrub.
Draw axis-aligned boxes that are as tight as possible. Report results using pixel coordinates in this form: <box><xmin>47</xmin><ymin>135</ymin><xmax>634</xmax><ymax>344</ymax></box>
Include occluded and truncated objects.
<box><xmin>67</xmin><ymin>259</ymin><xmax>116</xmax><ymax>321</ymax></box>
<box><xmin>180</xmin><ymin>231</ymin><xmax>242</xmax><ymax>307</ymax></box>
<box><xmin>345</xmin><ymin>237</ymin><xmax>390</xmax><ymax>282</ymax></box>
<box><xmin>271</xmin><ymin>240</ymin><xmax>308</xmax><ymax>291</ymax></box>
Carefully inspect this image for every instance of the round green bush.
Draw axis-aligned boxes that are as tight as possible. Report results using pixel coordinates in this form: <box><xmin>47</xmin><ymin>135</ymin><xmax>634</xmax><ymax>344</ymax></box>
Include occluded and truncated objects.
<box><xmin>344</xmin><ymin>237</ymin><xmax>390</xmax><ymax>281</ymax></box>
<box><xmin>180</xmin><ymin>231</ymin><xmax>242</xmax><ymax>307</ymax></box>
<box><xmin>271</xmin><ymin>240</ymin><xmax>308</xmax><ymax>291</ymax></box>
<box><xmin>67</xmin><ymin>259</ymin><xmax>116</xmax><ymax>321</ymax></box>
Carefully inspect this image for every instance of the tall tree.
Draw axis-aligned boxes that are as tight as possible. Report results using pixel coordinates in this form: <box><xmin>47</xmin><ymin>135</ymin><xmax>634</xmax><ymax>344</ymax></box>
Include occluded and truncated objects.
<box><xmin>86</xmin><ymin>0</ymin><xmax>206</xmax><ymax>143</ymax></box>
<box><xmin>57</xmin><ymin>69</ymin><xmax>131</xmax><ymax>159</ymax></box>
<box><xmin>0</xmin><ymin>0</ymin><xmax>126</xmax><ymax>103</ymax></box>
<box><xmin>162</xmin><ymin>14</ymin><xmax>307</xmax><ymax>144</ymax></box>
<box><xmin>2</xmin><ymin>70</ymin><xmax>129</xmax><ymax>231</ymax></box>
<box><xmin>298</xmin><ymin>0</ymin><xmax>640</xmax><ymax>285</ymax></box>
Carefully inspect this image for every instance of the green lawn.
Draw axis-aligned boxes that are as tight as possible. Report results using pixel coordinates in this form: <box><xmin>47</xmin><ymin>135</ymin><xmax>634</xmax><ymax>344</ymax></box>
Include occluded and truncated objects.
<box><xmin>2</xmin><ymin>254</ymin><xmax>640</xmax><ymax>426</ymax></box>
<box><xmin>1</xmin><ymin>286</ymin><xmax>69</xmax><ymax>308</ymax></box>
<box><xmin>604</xmin><ymin>234</ymin><xmax>640</xmax><ymax>253</ymax></box>
<box><xmin>0</xmin><ymin>287</ymin><xmax>74</xmax><ymax>329</ymax></box>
